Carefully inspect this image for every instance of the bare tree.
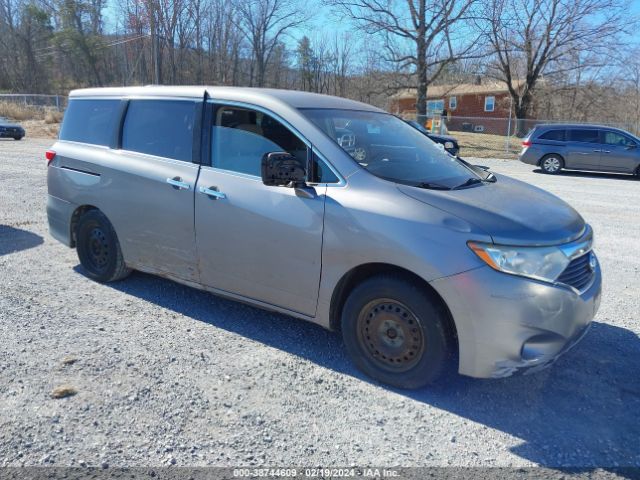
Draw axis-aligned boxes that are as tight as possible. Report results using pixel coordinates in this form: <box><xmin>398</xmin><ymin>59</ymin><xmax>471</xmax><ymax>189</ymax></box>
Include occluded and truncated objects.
<box><xmin>233</xmin><ymin>0</ymin><xmax>306</xmax><ymax>87</ymax></box>
<box><xmin>328</xmin><ymin>0</ymin><xmax>479</xmax><ymax>121</ymax></box>
<box><xmin>482</xmin><ymin>0</ymin><xmax>630</xmax><ymax>132</ymax></box>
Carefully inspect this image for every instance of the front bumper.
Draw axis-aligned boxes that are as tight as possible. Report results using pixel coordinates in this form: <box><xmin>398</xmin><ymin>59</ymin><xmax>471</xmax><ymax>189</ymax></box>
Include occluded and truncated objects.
<box><xmin>431</xmin><ymin>259</ymin><xmax>602</xmax><ymax>378</ymax></box>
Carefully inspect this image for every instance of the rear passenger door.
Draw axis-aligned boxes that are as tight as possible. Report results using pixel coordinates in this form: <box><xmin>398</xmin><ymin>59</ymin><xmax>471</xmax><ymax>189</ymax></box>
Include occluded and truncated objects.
<box><xmin>566</xmin><ymin>129</ymin><xmax>601</xmax><ymax>170</ymax></box>
<box><xmin>599</xmin><ymin>130</ymin><xmax>639</xmax><ymax>173</ymax></box>
<box><xmin>105</xmin><ymin>98</ymin><xmax>202</xmax><ymax>281</ymax></box>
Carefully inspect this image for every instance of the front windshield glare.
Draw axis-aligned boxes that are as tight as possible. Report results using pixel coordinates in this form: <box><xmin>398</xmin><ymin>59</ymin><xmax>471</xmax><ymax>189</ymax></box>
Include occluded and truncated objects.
<box><xmin>300</xmin><ymin>109</ymin><xmax>478</xmax><ymax>188</ymax></box>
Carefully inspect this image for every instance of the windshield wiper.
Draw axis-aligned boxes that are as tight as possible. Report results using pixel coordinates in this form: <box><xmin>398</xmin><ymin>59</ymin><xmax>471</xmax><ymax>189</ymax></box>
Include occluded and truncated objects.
<box><xmin>414</xmin><ymin>181</ymin><xmax>452</xmax><ymax>190</ymax></box>
<box><xmin>452</xmin><ymin>178</ymin><xmax>483</xmax><ymax>189</ymax></box>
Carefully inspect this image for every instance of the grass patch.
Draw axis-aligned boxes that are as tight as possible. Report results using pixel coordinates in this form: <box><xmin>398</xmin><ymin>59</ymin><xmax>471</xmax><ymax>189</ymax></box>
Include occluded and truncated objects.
<box><xmin>1</xmin><ymin>102</ymin><xmax>63</xmax><ymax>123</ymax></box>
<box><xmin>452</xmin><ymin>131</ymin><xmax>521</xmax><ymax>160</ymax></box>
<box><xmin>45</xmin><ymin>110</ymin><xmax>63</xmax><ymax>124</ymax></box>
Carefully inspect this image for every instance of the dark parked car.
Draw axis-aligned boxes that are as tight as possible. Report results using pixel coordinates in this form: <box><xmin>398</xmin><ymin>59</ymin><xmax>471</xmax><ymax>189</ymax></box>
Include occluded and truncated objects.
<box><xmin>520</xmin><ymin>124</ymin><xmax>640</xmax><ymax>176</ymax></box>
<box><xmin>0</xmin><ymin>117</ymin><xmax>25</xmax><ymax>140</ymax></box>
<box><xmin>405</xmin><ymin>120</ymin><xmax>460</xmax><ymax>156</ymax></box>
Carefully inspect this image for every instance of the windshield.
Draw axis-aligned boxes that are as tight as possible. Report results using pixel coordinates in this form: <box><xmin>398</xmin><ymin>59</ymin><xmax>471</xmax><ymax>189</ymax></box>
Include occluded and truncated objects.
<box><xmin>300</xmin><ymin>109</ymin><xmax>478</xmax><ymax>189</ymax></box>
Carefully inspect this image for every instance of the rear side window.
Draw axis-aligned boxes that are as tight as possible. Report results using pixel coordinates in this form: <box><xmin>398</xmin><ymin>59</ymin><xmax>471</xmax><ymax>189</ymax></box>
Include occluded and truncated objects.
<box><xmin>538</xmin><ymin>129</ymin><xmax>565</xmax><ymax>141</ymax></box>
<box><xmin>569</xmin><ymin>129</ymin><xmax>599</xmax><ymax>144</ymax></box>
<box><xmin>59</xmin><ymin>99</ymin><xmax>120</xmax><ymax>146</ymax></box>
<box><xmin>122</xmin><ymin>100</ymin><xmax>195</xmax><ymax>162</ymax></box>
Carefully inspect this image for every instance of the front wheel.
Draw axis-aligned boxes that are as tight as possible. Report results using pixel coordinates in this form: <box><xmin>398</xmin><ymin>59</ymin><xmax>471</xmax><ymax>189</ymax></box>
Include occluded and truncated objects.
<box><xmin>341</xmin><ymin>275</ymin><xmax>454</xmax><ymax>389</ymax></box>
<box><xmin>540</xmin><ymin>155</ymin><xmax>563</xmax><ymax>174</ymax></box>
<box><xmin>13</xmin><ymin>136</ymin><xmax>22</xmax><ymax>141</ymax></box>
<box><xmin>76</xmin><ymin>210</ymin><xmax>131</xmax><ymax>282</ymax></box>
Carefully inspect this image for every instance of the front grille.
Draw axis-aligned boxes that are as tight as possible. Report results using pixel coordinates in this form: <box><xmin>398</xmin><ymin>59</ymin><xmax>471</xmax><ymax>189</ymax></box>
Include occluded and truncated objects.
<box><xmin>557</xmin><ymin>252</ymin><xmax>594</xmax><ymax>291</ymax></box>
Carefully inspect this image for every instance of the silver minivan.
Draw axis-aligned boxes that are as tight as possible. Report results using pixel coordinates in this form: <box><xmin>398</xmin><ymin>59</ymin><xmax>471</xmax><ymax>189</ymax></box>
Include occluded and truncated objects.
<box><xmin>47</xmin><ymin>87</ymin><xmax>602</xmax><ymax>388</ymax></box>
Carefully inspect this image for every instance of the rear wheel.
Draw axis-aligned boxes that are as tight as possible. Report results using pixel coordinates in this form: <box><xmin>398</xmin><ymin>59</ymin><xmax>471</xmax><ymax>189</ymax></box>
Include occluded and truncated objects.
<box><xmin>76</xmin><ymin>210</ymin><xmax>131</xmax><ymax>282</ymax></box>
<box><xmin>13</xmin><ymin>136</ymin><xmax>22</xmax><ymax>141</ymax></box>
<box><xmin>341</xmin><ymin>275</ymin><xmax>454</xmax><ymax>389</ymax></box>
<box><xmin>540</xmin><ymin>154</ymin><xmax>563</xmax><ymax>174</ymax></box>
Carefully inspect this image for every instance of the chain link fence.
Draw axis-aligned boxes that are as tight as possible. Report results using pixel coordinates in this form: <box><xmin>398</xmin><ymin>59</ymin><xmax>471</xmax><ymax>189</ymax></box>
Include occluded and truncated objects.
<box><xmin>402</xmin><ymin>112</ymin><xmax>639</xmax><ymax>159</ymax></box>
<box><xmin>0</xmin><ymin>94</ymin><xmax>67</xmax><ymax>111</ymax></box>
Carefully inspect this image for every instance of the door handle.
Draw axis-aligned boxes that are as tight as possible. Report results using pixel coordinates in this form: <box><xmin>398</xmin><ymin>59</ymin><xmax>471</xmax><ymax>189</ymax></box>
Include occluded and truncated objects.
<box><xmin>601</xmin><ymin>150</ymin><xmax>611</xmax><ymax>153</ymax></box>
<box><xmin>167</xmin><ymin>177</ymin><xmax>191</xmax><ymax>190</ymax></box>
<box><xmin>592</xmin><ymin>149</ymin><xmax>601</xmax><ymax>153</ymax></box>
<box><xmin>199</xmin><ymin>186</ymin><xmax>226</xmax><ymax>200</ymax></box>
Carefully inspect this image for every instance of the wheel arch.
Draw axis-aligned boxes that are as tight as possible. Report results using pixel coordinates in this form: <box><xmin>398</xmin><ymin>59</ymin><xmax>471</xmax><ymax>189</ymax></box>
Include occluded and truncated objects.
<box><xmin>329</xmin><ymin>263</ymin><xmax>458</xmax><ymax>348</ymax></box>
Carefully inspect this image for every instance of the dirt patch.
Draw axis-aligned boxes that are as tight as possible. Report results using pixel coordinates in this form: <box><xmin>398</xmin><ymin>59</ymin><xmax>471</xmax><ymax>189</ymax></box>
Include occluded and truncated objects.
<box><xmin>22</xmin><ymin>119</ymin><xmax>59</xmax><ymax>139</ymax></box>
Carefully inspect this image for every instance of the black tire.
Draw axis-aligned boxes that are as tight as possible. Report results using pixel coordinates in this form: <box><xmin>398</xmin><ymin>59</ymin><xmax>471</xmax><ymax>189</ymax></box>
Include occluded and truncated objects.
<box><xmin>341</xmin><ymin>275</ymin><xmax>454</xmax><ymax>389</ymax></box>
<box><xmin>13</xmin><ymin>136</ymin><xmax>22</xmax><ymax>141</ymax></box>
<box><xmin>539</xmin><ymin>154</ymin><xmax>564</xmax><ymax>174</ymax></box>
<box><xmin>76</xmin><ymin>210</ymin><xmax>131</xmax><ymax>282</ymax></box>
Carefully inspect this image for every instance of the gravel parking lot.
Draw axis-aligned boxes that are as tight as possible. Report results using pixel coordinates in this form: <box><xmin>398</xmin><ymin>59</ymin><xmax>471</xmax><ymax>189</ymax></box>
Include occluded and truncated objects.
<box><xmin>1</xmin><ymin>138</ymin><xmax>639</xmax><ymax>469</ymax></box>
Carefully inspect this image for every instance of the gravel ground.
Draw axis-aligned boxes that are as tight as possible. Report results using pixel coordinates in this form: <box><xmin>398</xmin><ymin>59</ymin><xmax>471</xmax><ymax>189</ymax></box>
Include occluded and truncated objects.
<box><xmin>0</xmin><ymin>138</ymin><xmax>639</xmax><ymax>469</ymax></box>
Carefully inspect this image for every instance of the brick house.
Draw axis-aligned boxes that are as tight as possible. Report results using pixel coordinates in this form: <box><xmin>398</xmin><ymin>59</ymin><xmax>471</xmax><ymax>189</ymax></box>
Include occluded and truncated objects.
<box><xmin>389</xmin><ymin>81</ymin><xmax>520</xmax><ymax>134</ymax></box>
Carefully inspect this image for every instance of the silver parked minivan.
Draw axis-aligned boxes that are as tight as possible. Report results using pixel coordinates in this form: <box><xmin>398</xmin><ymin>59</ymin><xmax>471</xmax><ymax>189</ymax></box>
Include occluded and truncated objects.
<box><xmin>47</xmin><ymin>87</ymin><xmax>602</xmax><ymax>388</ymax></box>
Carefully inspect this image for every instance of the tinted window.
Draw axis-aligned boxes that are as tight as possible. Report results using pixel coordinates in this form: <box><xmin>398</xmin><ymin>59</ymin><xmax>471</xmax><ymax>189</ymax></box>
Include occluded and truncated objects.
<box><xmin>59</xmin><ymin>99</ymin><xmax>120</xmax><ymax>146</ymax></box>
<box><xmin>212</xmin><ymin>106</ymin><xmax>308</xmax><ymax>177</ymax></box>
<box><xmin>602</xmin><ymin>130</ymin><xmax>636</xmax><ymax>146</ymax></box>
<box><xmin>539</xmin><ymin>129</ymin><xmax>565</xmax><ymax>141</ymax></box>
<box><xmin>122</xmin><ymin>100</ymin><xmax>195</xmax><ymax>161</ymax></box>
<box><xmin>569</xmin><ymin>129</ymin><xmax>599</xmax><ymax>143</ymax></box>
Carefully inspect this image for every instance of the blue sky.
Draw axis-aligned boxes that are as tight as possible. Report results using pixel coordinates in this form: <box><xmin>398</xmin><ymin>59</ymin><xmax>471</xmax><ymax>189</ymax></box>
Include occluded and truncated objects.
<box><xmin>103</xmin><ymin>0</ymin><xmax>640</xmax><ymax>53</ymax></box>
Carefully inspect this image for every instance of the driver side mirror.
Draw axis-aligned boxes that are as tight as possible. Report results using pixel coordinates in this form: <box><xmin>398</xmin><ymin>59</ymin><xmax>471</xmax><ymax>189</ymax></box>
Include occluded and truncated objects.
<box><xmin>261</xmin><ymin>152</ymin><xmax>306</xmax><ymax>187</ymax></box>
<box><xmin>625</xmin><ymin>143</ymin><xmax>638</xmax><ymax>150</ymax></box>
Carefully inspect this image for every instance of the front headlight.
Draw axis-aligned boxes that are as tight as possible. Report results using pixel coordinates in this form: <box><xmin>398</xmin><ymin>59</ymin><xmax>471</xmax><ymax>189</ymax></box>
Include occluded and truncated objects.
<box><xmin>468</xmin><ymin>241</ymin><xmax>570</xmax><ymax>283</ymax></box>
<box><xmin>444</xmin><ymin>141</ymin><xmax>455</xmax><ymax>150</ymax></box>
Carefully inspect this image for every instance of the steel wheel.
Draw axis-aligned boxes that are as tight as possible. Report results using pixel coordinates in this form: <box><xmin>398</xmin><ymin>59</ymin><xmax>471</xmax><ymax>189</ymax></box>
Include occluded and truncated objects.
<box><xmin>357</xmin><ymin>298</ymin><xmax>425</xmax><ymax>373</ymax></box>
<box><xmin>341</xmin><ymin>275</ymin><xmax>454</xmax><ymax>388</ymax></box>
<box><xmin>541</xmin><ymin>156</ymin><xmax>562</xmax><ymax>174</ymax></box>
<box><xmin>87</xmin><ymin>227</ymin><xmax>110</xmax><ymax>272</ymax></box>
<box><xmin>76</xmin><ymin>210</ymin><xmax>131</xmax><ymax>282</ymax></box>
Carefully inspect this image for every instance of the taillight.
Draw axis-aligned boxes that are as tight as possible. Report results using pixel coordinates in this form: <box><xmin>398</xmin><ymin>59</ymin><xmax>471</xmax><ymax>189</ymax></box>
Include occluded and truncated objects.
<box><xmin>45</xmin><ymin>150</ymin><xmax>56</xmax><ymax>165</ymax></box>
<box><xmin>522</xmin><ymin>139</ymin><xmax>532</xmax><ymax>147</ymax></box>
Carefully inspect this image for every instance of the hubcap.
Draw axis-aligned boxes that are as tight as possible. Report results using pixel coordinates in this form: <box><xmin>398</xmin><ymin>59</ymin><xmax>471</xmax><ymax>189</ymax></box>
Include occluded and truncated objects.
<box><xmin>357</xmin><ymin>299</ymin><xmax>425</xmax><ymax>372</ymax></box>
<box><xmin>88</xmin><ymin>227</ymin><xmax>109</xmax><ymax>270</ymax></box>
<box><xmin>543</xmin><ymin>157</ymin><xmax>561</xmax><ymax>172</ymax></box>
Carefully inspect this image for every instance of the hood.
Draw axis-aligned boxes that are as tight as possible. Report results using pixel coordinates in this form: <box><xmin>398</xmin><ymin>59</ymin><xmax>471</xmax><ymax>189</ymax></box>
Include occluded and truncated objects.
<box><xmin>398</xmin><ymin>173</ymin><xmax>585</xmax><ymax>246</ymax></box>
